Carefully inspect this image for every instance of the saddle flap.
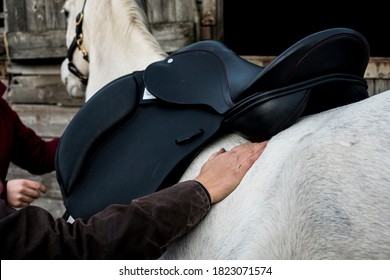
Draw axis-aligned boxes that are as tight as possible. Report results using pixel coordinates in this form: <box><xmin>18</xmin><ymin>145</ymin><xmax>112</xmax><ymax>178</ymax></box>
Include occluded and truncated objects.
<box><xmin>59</xmin><ymin>104</ymin><xmax>223</xmax><ymax>219</ymax></box>
<box><xmin>144</xmin><ymin>40</ymin><xmax>264</xmax><ymax>114</ymax></box>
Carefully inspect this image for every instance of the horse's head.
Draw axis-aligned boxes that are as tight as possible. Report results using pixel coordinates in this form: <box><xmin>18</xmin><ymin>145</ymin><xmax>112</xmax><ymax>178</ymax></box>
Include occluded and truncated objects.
<box><xmin>61</xmin><ymin>0</ymin><xmax>166</xmax><ymax>101</ymax></box>
<box><xmin>61</xmin><ymin>0</ymin><xmax>90</xmax><ymax>99</ymax></box>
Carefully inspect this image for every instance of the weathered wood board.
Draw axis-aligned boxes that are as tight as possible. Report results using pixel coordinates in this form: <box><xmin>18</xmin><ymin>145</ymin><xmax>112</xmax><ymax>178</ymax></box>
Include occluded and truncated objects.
<box><xmin>4</xmin><ymin>0</ymin><xmax>67</xmax><ymax>60</ymax></box>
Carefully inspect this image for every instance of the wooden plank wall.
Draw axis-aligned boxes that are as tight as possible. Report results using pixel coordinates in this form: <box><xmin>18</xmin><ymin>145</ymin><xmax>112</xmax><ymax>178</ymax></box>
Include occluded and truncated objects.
<box><xmin>147</xmin><ymin>0</ymin><xmax>223</xmax><ymax>49</ymax></box>
<box><xmin>5</xmin><ymin>0</ymin><xmax>67</xmax><ymax>59</ymax></box>
<box><xmin>148</xmin><ymin>0</ymin><xmax>198</xmax><ymax>52</ymax></box>
<box><xmin>4</xmin><ymin>0</ymin><xmax>82</xmax><ymax>107</ymax></box>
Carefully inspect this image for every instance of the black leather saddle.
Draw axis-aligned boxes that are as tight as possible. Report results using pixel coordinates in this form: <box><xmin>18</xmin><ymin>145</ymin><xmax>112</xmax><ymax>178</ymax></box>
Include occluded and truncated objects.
<box><xmin>56</xmin><ymin>28</ymin><xmax>370</xmax><ymax>219</ymax></box>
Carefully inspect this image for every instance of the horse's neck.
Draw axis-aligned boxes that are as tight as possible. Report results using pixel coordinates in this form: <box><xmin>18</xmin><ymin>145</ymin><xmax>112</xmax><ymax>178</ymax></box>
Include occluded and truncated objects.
<box><xmin>85</xmin><ymin>2</ymin><xmax>167</xmax><ymax>100</ymax></box>
<box><xmin>86</xmin><ymin>30</ymin><xmax>166</xmax><ymax>99</ymax></box>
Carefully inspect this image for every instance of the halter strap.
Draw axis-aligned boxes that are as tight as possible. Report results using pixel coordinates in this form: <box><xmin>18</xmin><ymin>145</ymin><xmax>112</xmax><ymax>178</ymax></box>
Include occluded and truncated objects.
<box><xmin>67</xmin><ymin>0</ymin><xmax>89</xmax><ymax>85</ymax></box>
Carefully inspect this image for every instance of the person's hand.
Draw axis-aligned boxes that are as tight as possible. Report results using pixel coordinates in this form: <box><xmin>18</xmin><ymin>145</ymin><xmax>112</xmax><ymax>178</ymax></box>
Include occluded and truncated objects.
<box><xmin>195</xmin><ymin>141</ymin><xmax>267</xmax><ymax>204</ymax></box>
<box><xmin>6</xmin><ymin>179</ymin><xmax>47</xmax><ymax>208</ymax></box>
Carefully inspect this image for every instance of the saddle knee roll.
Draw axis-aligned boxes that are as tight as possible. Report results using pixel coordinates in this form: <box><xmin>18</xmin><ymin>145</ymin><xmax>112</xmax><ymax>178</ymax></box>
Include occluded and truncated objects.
<box><xmin>225</xmin><ymin>89</ymin><xmax>311</xmax><ymax>142</ymax></box>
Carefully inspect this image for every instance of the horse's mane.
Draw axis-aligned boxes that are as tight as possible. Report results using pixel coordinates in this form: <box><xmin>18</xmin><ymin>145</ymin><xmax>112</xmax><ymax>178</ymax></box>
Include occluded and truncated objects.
<box><xmin>120</xmin><ymin>0</ymin><xmax>167</xmax><ymax>56</ymax></box>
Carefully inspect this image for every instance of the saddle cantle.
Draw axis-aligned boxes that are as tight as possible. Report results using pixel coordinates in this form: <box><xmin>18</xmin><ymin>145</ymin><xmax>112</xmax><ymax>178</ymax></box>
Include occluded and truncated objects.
<box><xmin>56</xmin><ymin>28</ymin><xmax>370</xmax><ymax>219</ymax></box>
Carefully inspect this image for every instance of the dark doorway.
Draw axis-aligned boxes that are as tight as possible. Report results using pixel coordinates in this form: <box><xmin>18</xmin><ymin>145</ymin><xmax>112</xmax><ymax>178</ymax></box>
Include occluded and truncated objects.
<box><xmin>223</xmin><ymin>2</ymin><xmax>389</xmax><ymax>57</ymax></box>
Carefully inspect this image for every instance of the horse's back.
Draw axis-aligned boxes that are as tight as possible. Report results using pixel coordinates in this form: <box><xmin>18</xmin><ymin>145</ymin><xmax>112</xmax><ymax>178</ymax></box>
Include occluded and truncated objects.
<box><xmin>163</xmin><ymin>90</ymin><xmax>390</xmax><ymax>259</ymax></box>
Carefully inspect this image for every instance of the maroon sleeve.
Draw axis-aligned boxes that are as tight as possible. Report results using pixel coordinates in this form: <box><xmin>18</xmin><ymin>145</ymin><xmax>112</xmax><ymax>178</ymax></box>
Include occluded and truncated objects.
<box><xmin>0</xmin><ymin>181</ymin><xmax>5</xmax><ymax>200</ymax></box>
<box><xmin>7</xmin><ymin>101</ymin><xmax>60</xmax><ymax>174</ymax></box>
<box><xmin>0</xmin><ymin>180</ymin><xmax>211</xmax><ymax>260</ymax></box>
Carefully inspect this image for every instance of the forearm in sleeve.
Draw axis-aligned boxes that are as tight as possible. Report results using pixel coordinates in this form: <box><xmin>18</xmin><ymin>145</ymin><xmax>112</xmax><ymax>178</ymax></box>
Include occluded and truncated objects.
<box><xmin>0</xmin><ymin>180</ymin><xmax>210</xmax><ymax>259</ymax></box>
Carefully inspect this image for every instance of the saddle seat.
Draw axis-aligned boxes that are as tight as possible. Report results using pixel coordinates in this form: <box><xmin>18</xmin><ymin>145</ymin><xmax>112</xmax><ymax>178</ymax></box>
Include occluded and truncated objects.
<box><xmin>56</xmin><ymin>28</ymin><xmax>370</xmax><ymax>219</ymax></box>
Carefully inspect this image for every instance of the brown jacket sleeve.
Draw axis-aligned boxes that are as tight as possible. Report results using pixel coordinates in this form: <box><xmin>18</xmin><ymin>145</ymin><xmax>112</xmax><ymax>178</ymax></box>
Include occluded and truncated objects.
<box><xmin>0</xmin><ymin>180</ymin><xmax>210</xmax><ymax>260</ymax></box>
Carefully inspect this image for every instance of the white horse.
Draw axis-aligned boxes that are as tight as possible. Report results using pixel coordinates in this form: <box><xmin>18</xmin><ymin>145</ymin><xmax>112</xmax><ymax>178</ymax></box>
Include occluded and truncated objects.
<box><xmin>61</xmin><ymin>0</ymin><xmax>390</xmax><ymax>259</ymax></box>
